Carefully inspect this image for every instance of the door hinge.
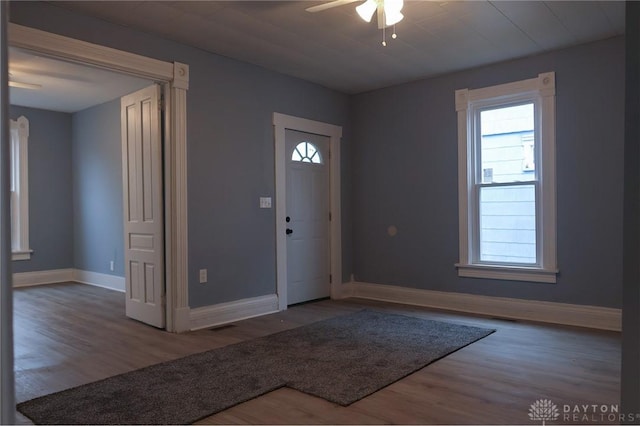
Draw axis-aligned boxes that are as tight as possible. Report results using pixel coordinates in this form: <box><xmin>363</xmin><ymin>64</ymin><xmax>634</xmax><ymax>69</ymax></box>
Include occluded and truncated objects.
<box><xmin>329</xmin><ymin>211</ymin><xmax>332</xmax><ymax>221</ymax></box>
<box><xmin>158</xmin><ymin>97</ymin><xmax>165</xmax><ymax>111</ymax></box>
<box><xmin>329</xmin><ymin>274</ymin><xmax>332</xmax><ymax>284</ymax></box>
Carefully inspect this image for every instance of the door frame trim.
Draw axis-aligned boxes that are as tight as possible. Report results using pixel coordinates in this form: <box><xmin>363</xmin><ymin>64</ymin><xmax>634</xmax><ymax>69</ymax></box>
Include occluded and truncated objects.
<box><xmin>273</xmin><ymin>113</ymin><xmax>342</xmax><ymax>310</ymax></box>
<box><xmin>8</xmin><ymin>23</ymin><xmax>190</xmax><ymax>332</ymax></box>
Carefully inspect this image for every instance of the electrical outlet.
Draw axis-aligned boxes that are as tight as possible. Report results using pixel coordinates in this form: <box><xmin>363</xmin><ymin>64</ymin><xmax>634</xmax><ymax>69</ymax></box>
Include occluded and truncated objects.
<box><xmin>199</xmin><ymin>269</ymin><xmax>207</xmax><ymax>284</ymax></box>
<box><xmin>110</xmin><ymin>260</ymin><xmax>115</xmax><ymax>271</ymax></box>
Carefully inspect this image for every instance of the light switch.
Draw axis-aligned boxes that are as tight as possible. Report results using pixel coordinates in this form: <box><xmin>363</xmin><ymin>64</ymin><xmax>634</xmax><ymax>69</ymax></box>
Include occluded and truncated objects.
<box><xmin>260</xmin><ymin>197</ymin><xmax>272</xmax><ymax>208</ymax></box>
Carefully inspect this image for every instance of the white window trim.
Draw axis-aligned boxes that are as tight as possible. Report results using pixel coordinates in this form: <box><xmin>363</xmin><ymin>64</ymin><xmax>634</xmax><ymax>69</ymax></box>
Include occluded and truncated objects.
<box><xmin>455</xmin><ymin>72</ymin><xmax>557</xmax><ymax>283</ymax></box>
<box><xmin>10</xmin><ymin>116</ymin><xmax>32</xmax><ymax>261</ymax></box>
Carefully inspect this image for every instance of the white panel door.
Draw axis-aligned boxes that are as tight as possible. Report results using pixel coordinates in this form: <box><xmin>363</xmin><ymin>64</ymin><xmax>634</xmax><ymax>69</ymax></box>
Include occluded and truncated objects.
<box><xmin>121</xmin><ymin>84</ymin><xmax>165</xmax><ymax>328</ymax></box>
<box><xmin>285</xmin><ymin>129</ymin><xmax>330</xmax><ymax>305</ymax></box>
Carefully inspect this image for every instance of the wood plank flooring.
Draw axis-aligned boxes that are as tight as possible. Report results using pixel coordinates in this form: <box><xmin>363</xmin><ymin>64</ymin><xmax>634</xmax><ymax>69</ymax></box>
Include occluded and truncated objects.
<box><xmin>13</xmin><ymin>282</ymin><xmax>621</xmax><ymax>424</ymax></box>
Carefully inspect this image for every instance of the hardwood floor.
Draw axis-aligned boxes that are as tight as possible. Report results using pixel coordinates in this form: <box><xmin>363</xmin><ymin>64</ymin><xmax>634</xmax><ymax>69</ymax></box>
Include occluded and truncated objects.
<box><xmin>14</xmin><ymin>282</ymin><xmax>620</xmax><ymax>424</ymax></box>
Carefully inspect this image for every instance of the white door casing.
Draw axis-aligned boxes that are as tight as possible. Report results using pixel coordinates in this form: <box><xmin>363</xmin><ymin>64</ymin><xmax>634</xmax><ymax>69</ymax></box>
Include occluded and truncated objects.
<box><xmin>285</xmin><ymin>130</ymin><xmax>330</xmax><ymax>305</ymax></box>
<box><xmin>273</xmin><ymin>113</ymin><xmax>342</xmax><ymax>310</ymax></box>
<box><xmin>121</xmin><ymin>85</ymin><xmax>165</xmax><ymax>328</ymax></box>
<box><xmin>8</xmin><ymin>23</ymin><xmax>191</xmax><ymax>333</ymax></box>
<box><xmin>0</xmin><ymin>4</ymin><xmax>15</xmax><ymax>424</ymax></box>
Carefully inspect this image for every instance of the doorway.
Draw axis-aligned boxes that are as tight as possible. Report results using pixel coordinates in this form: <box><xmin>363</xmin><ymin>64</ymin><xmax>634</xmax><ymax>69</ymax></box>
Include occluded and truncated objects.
<box><xmin>272</xmin><ymin>113</ymin><xmax>343</xmax><ymax>310</ymax></box>
<box><xmin>7</xmin><ymin>23</ymin><xmax>190</xmax><ymax>332</ymax></box>
<box><xmin>8</xmin><ymin>45</ymin><xmax>153</xmax><ymax>291</ymax></box>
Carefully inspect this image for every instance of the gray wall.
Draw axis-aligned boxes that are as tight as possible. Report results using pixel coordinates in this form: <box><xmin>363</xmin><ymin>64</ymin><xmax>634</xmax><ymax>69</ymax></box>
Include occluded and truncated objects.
<box><xmin>71</xmin><ymin>99</ymin><xmax>124</xmax><ymax>277</ymax></box>
<box><xmin>9</xmin><ymin>1</ymin><xmax>352</xmax><ymax>308</ymax></box>
<box><xmin>9</xmin><ymin>100</ymin><xmax>124</xmax><ymax>277</ymax></box>
<box><xmin>9</xmin><ymin>105</ymin><xmax>73</xmax><ymax>273</ymax></box>
<box><xmin>622</xmin><ymin>1</ymin><xmax>640</xmax><ymax>417</ymax></box>
<box><xmin>12</xmin><ymin>2</ymin><xmax>622</xmax><ymax>311</ymax></box>
<box><xmin>351</xmin><ymin>36</ymin><xmax>625</xmax><ymax>308</ymax></box>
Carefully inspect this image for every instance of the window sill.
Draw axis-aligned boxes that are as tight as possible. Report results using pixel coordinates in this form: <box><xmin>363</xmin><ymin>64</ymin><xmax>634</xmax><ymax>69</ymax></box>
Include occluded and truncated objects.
<box><xmin>455</xmin><ymin>263</ymin><xmax>558</xmax><ymax>283</ymax></box>
<box><xmin>12</xmin><ymin>250</ymin><xmax>33</xmax><ymax>261</ymax></box>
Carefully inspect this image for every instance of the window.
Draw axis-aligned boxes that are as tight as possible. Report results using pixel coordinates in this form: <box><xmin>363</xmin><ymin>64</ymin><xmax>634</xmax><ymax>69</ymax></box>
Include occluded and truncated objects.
<box><xmin>10</xmin><ymin>116</ymin><xmax>31</xmax><ymax>261</ymax></box>
<box><xmin>292</xmin><ymin>141</ymin><xmax>322</xmax><ymax>164</ymax></box>
<box><xmin>455</xmin><ymin>72</ymin><xmax>557</xmax><ymax>283</ymax></box>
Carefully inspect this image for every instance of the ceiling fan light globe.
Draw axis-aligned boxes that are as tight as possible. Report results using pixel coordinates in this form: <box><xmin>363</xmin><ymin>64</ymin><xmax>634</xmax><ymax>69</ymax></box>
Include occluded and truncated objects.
<box><xmin>356</xmin><ymin>0</ymin><xmax>377</xmax><ymax>22</ymax></box>
<box><xmin>385</xmin><ymin>11</ymin><xmax>403</xmax><ymax>26</ymax></box>
<box><xmin>383</xmin><ymin>0</ymin><xmax>403</xmax><ymax>12</ymax></box>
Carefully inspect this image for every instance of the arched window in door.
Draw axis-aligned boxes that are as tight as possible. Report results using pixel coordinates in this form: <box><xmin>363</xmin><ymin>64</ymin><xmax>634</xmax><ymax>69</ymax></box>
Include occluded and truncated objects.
<box><xmin>291</xmin><ymin>141</ymin><xmax>322</xmax><ymax>164</ymax></box>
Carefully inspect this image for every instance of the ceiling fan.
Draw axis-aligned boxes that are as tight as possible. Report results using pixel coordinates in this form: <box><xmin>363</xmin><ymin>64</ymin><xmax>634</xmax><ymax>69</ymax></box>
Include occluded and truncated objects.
<box><xmin>306</xmin><ymin>0</ymin><xmax>404</xmax><ymax>30</ymax></box>
<box><xmin>8</xmin><ymin>72</ymin><xmax>41</xmax><ymax>90</ymax></box>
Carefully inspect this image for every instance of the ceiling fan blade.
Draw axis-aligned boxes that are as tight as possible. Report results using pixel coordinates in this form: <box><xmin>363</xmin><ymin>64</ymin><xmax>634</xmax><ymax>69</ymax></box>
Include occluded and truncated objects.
<box><xmin>10</xmin><ymin>66</ymin><xmax>92</xmax><ymax>83</ymax></box>
<box><xmin>8</xmin><ymin>80</ymin><xmax>42</xmax><ymax>90</ymax></box>
<box><xmin>305</xmin><ymin>0</ymin><xmax>361</xmax><ymax>13</ymax></box>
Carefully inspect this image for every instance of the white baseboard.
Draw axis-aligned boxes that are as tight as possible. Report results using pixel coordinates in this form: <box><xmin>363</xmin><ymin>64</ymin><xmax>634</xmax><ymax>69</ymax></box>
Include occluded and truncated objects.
<box><xmin>190</xmin><ymin>294</ymin><xmax>279</xmax><ymax>331</ymax></box>
<box><xmin>12</xmin><ymin>268</ymin><xmax>74</xmax><ymax>287</ymax></box>
<box><xmin>343</xmin><ymin>281</ymin><xmax>621</xmax><ymax>331</ymax></box>
<box><xmin>12</xmin><ymin>268</ymin><xmax>125</xmax><ymax>292</ymax></box>
<box><xmin>72</xmin><ymin>269</ymin><xmax>125</xmax><ymax>292</ymax></box>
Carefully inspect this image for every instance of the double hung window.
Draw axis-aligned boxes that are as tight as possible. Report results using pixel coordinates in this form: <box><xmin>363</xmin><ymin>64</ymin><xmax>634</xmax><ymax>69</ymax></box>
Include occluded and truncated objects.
<box><xmin>455</xmin><ymin>73</ymin><xmax>557</xmax><ymax>282</ymax></box>
<box><xmin>10</xmin><ymin>116</ymin><xmax>31</xmax><ymax>261</ymax></box>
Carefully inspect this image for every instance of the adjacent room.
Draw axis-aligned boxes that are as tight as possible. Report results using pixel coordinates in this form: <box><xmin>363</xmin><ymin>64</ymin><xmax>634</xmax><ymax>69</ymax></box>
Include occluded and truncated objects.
<box><xmin>9</xmin><ymin>47</ymin><xmax>153</xmax><ymax>288</ymax></box>
<box><xmin>1</xmin><ymin>0</ymin><xmax>638</xmax><ymax>424</ymax></box>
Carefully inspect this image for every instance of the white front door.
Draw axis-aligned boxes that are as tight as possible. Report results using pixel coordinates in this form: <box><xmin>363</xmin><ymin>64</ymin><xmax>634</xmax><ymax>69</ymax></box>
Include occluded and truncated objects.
<box><xmin>285</xmin><ymin>129</ymin><xmax>330</xmax><ymax>305</ymax></box>
<box><xmin>121</xmin><ymin>84</ymin><xmax>165</xmax><ymax>328</ymax></box>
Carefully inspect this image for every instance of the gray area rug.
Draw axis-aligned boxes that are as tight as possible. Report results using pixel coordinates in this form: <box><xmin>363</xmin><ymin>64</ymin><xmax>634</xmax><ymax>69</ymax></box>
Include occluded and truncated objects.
<box><xmin>17</xmin><ymin>309</ymin><xmax>494</xmax><ymax>424</ymax></box>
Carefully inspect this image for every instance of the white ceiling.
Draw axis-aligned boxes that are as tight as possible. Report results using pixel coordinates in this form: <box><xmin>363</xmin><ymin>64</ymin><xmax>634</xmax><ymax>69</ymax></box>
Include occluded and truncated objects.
<box><xmin>47</xmin><ymin>0</ymin><xmax>625</xmax><ymax>94</ymax></box>
<box><xmin>7</xmin><ymin>0</ymin><xmax>626</xmax><ymax>111</ymax></box>
<box><xmin>9</xmin><ymin>47</ymin><xmax>152</xmax><ymax>113</ymax></box>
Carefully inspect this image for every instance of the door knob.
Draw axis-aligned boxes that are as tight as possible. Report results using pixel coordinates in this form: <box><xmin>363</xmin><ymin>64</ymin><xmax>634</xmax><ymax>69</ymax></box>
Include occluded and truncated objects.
<box><xmin>286</xmin><ymin>228</ymin><xmax>293</xmax><ymax>235</ymax></box>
